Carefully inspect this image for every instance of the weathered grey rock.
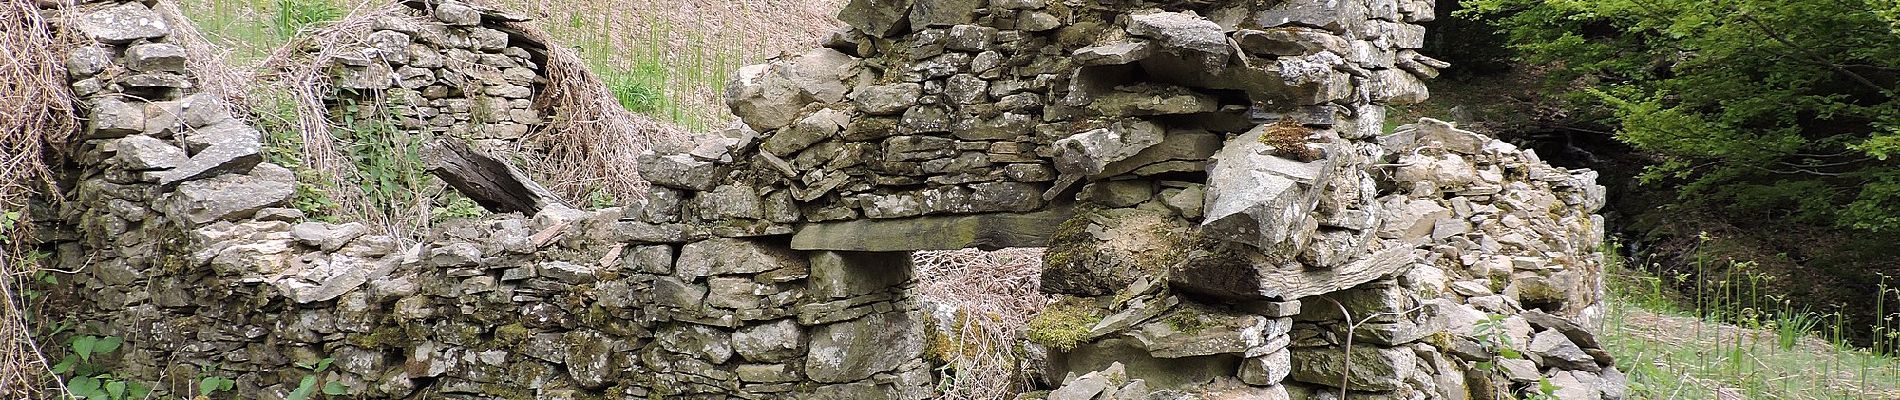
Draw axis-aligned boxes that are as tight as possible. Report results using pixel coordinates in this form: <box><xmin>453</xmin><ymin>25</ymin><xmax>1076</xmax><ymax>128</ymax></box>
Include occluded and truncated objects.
<box><xmin>1528</xmin><ymin>329</ymin><xmax>1600</xmax><ymax>372</ymax></box>
<box><xmin>1234</xmin><ymin>27</ymin><xmax>1353</xmax><ymax>57</ymax></box>
<box><xmin>433</xmin><ymin>2</ymin><xmax>482</xmax><ymax>26</ymax></box>
<box><xmin>851</xmin><ymin>83</ymin><xmax>922</xmax><ymax>115</ymax></box>
<box><xmin>764</xmin><ymin>108</ymin><xmax>847</xmax><ymax>156</ymax></box>
<box><xmin>273</xmin><ymin>253</ymin><xmax>397</xmax><ymax>304</ymax></box>
<box><xmin>1238</xmin><ymin>348</ymin><xmax>1292</xmax><ymax>385</ymax></box>
<box><xmin>1256</xmin><ymin>0</ymin><xmax>1369</xmax><ymax>33</ymax></box>
<box><xmin>692</xmin><ymin>185</ymin><xmax>766</xmax><ymax>220</ymax></box>
<box><xmin>155</xmin><ymin>121</ymin><xmax>264</xmax><ymax>185</ymax></box>
<box><xmin>728</xmin><ymin>63</ymin><xmax>810</xmax><ymax>129</ymax></box>
<box><xmin>1497</xmin><ymin>358</ymin><xmax>1541</xmax><ymax>383</ymax></box>
<box><xmin>733</xmin><ymin>319</ymin><xmax>804</xmax><ymax>362</ymax></box>
<box><xmin>1200</xmin><ymin>125</ymin><xmax>1335</xmax><ymax>251</ymax></box>
<box><xmin>124</xmin><ymin>43</ymin><xmax>187</xmax><ymax>73</ymax></box>
<box><xmin>909</xmin><ymin>0</ymin><xmax>981</xmax><ymax>28</ymax></box>
<box><xmin>1019</xmin><ymin>11</ymin><xmax>1062</xmax><ymax>31</ymax></box>
<box><xmin>1051</xmin><ymin>120</ymin><xmax>1165</xmax><ymax>188</ymax></box>
<box><xmin>656</xmin><ymin>323</ymin><xmax>735</xmax><ymax>364</ymax></box>
<box><xmin>785</xmin><ymin>48</ymin><xmax>860</xmax><ymax>104</ymax></box>
<box><xmin>65</xmin><ymin>46</ymin><xmax>111</xmax><ymax>78</ymax></box>
<box><xmin>1089</xmin><ymin>83</ymin><xmax>1219</xmax><ymax>117</ymax></box>
<box><xmin>735</xmin><ymin>363</ymin><xmax>800</xmax><ymax>383</ymax></box>
<box><xmin>1126</xmin><ymin>311</ymin><xmax>1286</xmax><ymax>358</ymax></box>
<box><xmin>809</xmin><ymin>251</ymin><xmax>911</xmax><ymax>299</ymax></box>
<box><xmin>839</xmin><ymin>0</ymin><xmax>917</xmax><ymax>37</ymax></box>
<box><xmin>1050</xmin><ymin>362</ymin><xmax>1126</xmax><ymax>400</ymax></box>
<box><xmin>166</xmin><ymin>163</ymin><xmax>296</xmax><ymax>226</ymax></box>
<box><xmin>290</xmin><ymin>221</ymin><xmax>368</xmax><ymax>252</ymax></box>
<box><xmin>946</xmin><ymin>25</ymin><xmax>996</xmax><ymax>51</ymax></box>
<box><xmin>675</xmin><ymin>238</ymin><xmax>807</xmax><ymax>278</ymax></box>
<box><xmin>1288</xmin><ymin>345</ymin><xmax>1416</xmax><ymax>391</ymax></box>
<box><xmin>792</xmin><ymin>207</ymin><xmax>1073</xmax><ymax>251</ymax></box>
<box><xmin>565</xmin><ymin>330</ymin><xmax>623</xmax><ymax>389</ymax></box>
<box><xmin>1075</xmin><ymin>41</ymin><xmax>1154</xmax><ymax>66</ymax></box>
<box><xmin>106</xmin><ymin>135</ymin><xmax>186</xmax><ymax>171</ymax></box>
<box><xmin>650</xmin><ymin>276</ymin><xmax>707</xmax><ymax>309</ymax></box>
<box><xmin>88</xmin><ymin>98</ymin><xmax>144</xmax><ymax>139</ymax></box>
<box><xmin>806</xmin><ymin>311</ymin><xmax>926</xmax><ymax>383</ymax></box>
<box><xmin>79</xmin><ymin>2</ymin><xmax>169</xmax><ymax>44</ymax></box>
<box><xmin>636</xmin><ymin>152</ymin><xmax>720</xmax><ymax>191</ymax></box>
<box><xmin>1125</xmin><ymin>11</ymin><xmax>1230</xmax><ymax>57</ymax></box>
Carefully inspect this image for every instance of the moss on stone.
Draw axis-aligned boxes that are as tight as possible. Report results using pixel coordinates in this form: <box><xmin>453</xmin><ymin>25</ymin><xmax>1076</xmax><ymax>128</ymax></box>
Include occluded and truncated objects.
<box><xmin>1163</xmin><ymin>305</ymin><xmax>1213</xmax><ymax>334</ymax></box>
<box><xmin>1025</xmin><ymin>296</ymin><xmax>1104</xmax><ymax>351</ymax></box>
<box><xmin>347</xmin><ymin>325</ymin><xmax>414</xmax><ymax>349</ymax></box>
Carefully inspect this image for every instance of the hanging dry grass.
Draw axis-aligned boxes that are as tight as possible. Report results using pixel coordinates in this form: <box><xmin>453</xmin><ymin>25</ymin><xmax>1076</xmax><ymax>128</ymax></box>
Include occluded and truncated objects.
<box><xmin>913</xmin><ymin>248</ymin><xmax>1052</xmax><ymax>400</ymax></box>
<box><xmin>0</xmin><ymin>0</ymin><xmax>79</xmax><ymax>396</ymax></box>
<box><xmin>476</xmin><ymin>0</ymin><xmax>693</xmax><ymax>200</ymax></box>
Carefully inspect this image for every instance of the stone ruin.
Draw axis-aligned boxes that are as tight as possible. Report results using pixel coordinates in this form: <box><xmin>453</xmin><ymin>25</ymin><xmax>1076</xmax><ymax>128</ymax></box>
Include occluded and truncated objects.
<box><xmin>37</xmin><ymin>0</ymin><xmax>1623</xmax><ymax>399</ymax></box>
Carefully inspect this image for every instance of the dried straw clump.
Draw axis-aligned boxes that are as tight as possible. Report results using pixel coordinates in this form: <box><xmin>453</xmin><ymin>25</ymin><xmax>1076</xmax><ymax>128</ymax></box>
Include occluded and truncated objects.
<box><xmin>0</xmin><ymin>0</ymin><xmax>78</xmax><ymax>396</ymax></box>
<box><xmin>913</xmin><ymin>248</ymin><xmax>1051</xmax><ymax>400</ymax></box>
<box><xmin>478</xmin><ymin>4</ymin><xmax>691</xmax><ymax>200</ymax></box>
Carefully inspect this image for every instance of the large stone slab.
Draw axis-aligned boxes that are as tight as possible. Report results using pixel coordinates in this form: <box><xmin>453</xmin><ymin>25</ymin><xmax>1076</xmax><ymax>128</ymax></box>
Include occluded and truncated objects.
<box><xmin>790</xmin><ymin>207</ymin><xmax>1074</xmax><ymax>251</ymax></box>
<box><xmin>164</xmin><ymin>163</ymin><xmax>296</xmax><ymax>226</ymax></box>
<box><xmin>1287</xmin><ymin>345</ymin><xmax>1416</xmax><ymax>391</ymax></box>
<box><xmin>1200</xmin><ymin>124</ymin><xmax>1337</xmax><ymax>252</ymax></box>
<box><xmin>805</xmin><ymin>311</ymin><xmax>926</xmax><ymax>383</ymax></box>
<box><xmin>1170</xmin><ymin>239</ymin><xmax>1419</xmax><ymax>301</ymax></box>
<box><xmin>79</xmin><ymin>2</ymin><xmax>169</xmax><ymax>44</ymax></box>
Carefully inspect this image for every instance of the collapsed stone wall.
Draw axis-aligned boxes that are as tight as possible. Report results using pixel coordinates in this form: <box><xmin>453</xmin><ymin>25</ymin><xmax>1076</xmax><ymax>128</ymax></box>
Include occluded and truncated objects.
<box><xmin>328</xmin><ymin>2</ymin><xmax>552</xmax><ymax>156</ymax></box>
<box><xmin>39</xmin><ymin>0</ymin><xmax>1623</xmax><ymax>399</ymax></box>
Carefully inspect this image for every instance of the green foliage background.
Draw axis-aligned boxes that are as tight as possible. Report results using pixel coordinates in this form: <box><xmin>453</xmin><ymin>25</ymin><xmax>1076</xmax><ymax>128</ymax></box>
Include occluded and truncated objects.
<box><xmin>1463</xmin><ymin>0</ymin><xmax>1900</xmax><ymax>231</ymax></box>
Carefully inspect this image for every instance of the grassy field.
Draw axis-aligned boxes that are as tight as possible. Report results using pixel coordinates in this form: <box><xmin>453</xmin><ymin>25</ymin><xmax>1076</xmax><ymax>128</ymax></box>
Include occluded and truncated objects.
<box><xmin>1601</xmin><ymin>246</ymin><xmax>1900</xmax><ymax>399</ymax></box>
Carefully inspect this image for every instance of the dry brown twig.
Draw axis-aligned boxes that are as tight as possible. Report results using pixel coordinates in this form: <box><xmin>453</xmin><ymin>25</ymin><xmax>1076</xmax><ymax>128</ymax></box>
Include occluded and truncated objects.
<box><xmin>913</xmin><ymin>248</ymin><xmax>1051</xmax><ymax>400</ymax></box>
<box><xmin>0</xmin><ymin>0</ymin><xmax>80</xmax><ymax>396</ymax></box>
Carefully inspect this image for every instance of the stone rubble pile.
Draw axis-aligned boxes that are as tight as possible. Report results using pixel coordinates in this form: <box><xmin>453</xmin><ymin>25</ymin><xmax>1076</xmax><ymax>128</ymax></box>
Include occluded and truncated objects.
<box><xmin>42</xmin><ymin>0</ymin><xmax>1623</xmax><ymax>399</ymax></box>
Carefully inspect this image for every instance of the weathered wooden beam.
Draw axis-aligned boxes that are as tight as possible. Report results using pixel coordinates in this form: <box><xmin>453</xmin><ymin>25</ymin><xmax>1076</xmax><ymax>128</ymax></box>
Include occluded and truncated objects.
<box><xmin>422</xmin><ymin>139</ymin><xmax>564</xmax><ymax>215</ymax></box>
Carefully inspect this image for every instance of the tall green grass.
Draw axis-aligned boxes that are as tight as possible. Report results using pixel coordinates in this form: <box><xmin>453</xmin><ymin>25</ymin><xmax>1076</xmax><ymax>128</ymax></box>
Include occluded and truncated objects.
<box><xmin>1602</xmin><ymin>238</ymin><xmax>1900</xmax><ymax>399</ymax></box>
<box><xmin>180</xmin><ymin>0</ymin><xmax>344</xmax><ymax>65</ymax></box>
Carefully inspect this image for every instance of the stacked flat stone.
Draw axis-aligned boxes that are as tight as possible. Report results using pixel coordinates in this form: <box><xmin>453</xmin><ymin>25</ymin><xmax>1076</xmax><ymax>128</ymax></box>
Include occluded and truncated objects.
<box><xmin>333</xmin><ymin>1</ymin><xmax>546</xmax><ymax>153</ymax></box>
<box><xmin>42</xmin><ymin>0</ymin><xmax>1626</xmax><ymax>399</ymax></box>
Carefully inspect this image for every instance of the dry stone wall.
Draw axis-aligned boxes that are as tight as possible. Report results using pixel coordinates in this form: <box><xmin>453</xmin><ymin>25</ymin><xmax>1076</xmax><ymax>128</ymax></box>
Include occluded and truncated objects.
<box><xmin>39</xmin><ymin>0</ymin><xmax>1623</xmax><ymax>399</ymax></box>
<box><xmin>330</xmin><ymin>2</ymin><xmax>551</xmax><ymax>156</ymax></box>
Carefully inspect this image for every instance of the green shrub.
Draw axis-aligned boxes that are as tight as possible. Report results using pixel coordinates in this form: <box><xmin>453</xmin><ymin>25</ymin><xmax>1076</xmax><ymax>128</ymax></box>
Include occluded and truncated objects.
<box><xmin>1461</xmin><ymin>0</ymin><xmax>1900</xmax><ymax>231</ymax></box>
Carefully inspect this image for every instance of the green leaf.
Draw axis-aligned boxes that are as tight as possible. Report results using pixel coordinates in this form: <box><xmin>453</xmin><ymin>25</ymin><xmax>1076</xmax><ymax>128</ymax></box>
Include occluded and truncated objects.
<box><xmin>125</xmin><ymin>381</ymin><xmax>147</xmax><ymax>400</ymax></box>
<box><xmin>322</xmin><ymin>380</ymin><xmax>349</xmax><ymax>395</ymax></box>
<box><xmin>68</xmin><ymin>376</ymin><xmax>100</xmax><ymax>395</ymax></box>
<box><xmin>104</xmin><ymin>381</ymin><xmax>124</xmax><ymax>399</ymax></box>
<box><xmin>315</xmin><ymin>357</ymin><xmax>334</xmax><ymax>372</ymax></box>
<box><xmin>94</xmin><ymin>337</ymin><xmax>121</xmax><ymax>355</ymax></box>
<box><xmin>127</xmin><ymin>382</ymin><xmax>149</xmax><ymax>398</ymax></box>
<box><xmin>199</xmin><ymin>377</ymin><xmax>220</xmax><ymax>396</ymax></box>
<box><xmin>286</xmin><ymin>375</ymin><xmax>317</xmax><ymax>400</ymax></box>
<box><xmin>52</xmin><ymin>355</ymin><xmax>75</xmax><ymax>374</ymax></box>
<box><xmin>72</xmin><ymin>336</ymin><xmax>97</xmax><ymax>361</ymax></box>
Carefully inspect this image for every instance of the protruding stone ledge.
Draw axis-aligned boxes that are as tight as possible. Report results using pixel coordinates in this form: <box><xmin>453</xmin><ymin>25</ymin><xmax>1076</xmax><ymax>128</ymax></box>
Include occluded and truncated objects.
<box><xmin>789</xmin><ymin>206</ymin><xmax>1075</xmax><ymax>251</ymax></box>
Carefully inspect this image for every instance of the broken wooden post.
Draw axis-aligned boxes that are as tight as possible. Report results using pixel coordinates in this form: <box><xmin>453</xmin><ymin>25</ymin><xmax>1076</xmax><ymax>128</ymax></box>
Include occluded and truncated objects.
<box><xmin>422</xmin><ymin>139</ymin><xmax>565</xmax><ymax>215</ymax></box>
